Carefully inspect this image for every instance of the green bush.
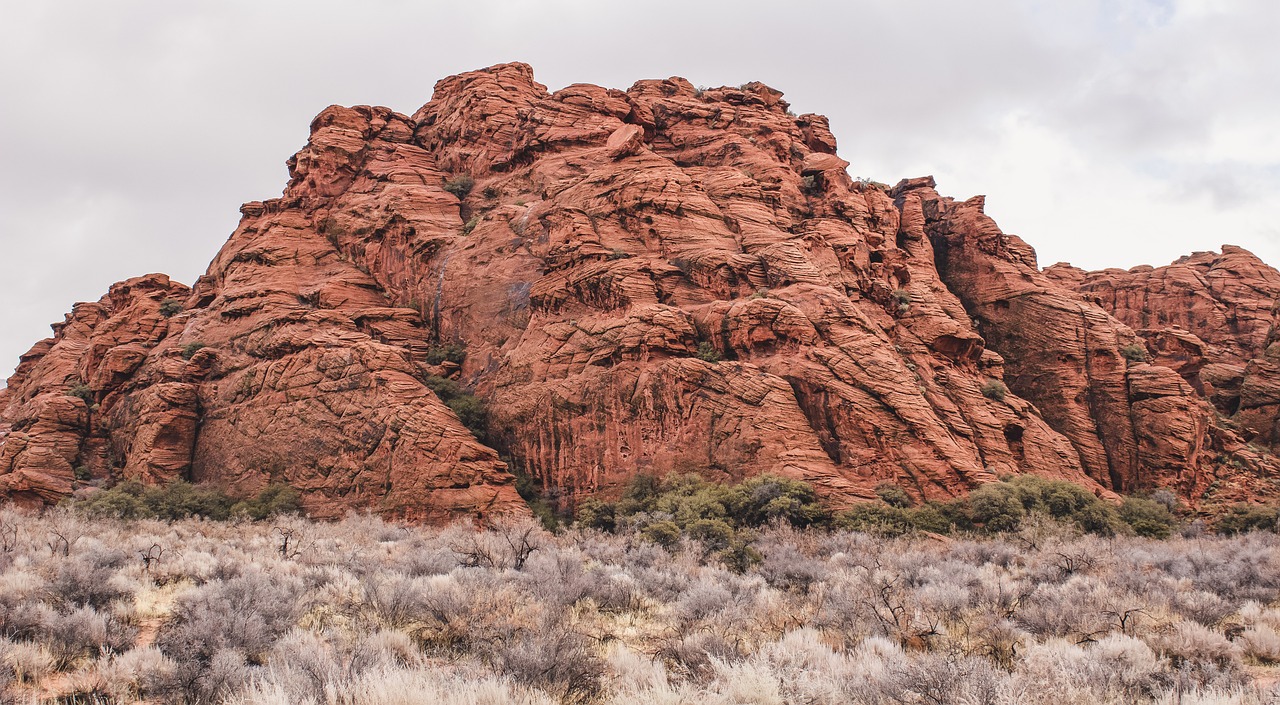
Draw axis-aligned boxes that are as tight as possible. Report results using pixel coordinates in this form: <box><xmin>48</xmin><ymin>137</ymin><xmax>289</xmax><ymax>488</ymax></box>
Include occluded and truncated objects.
<box><xmin>980</xmin><ymin>379</ymin><xmax>1008</xmax><ymax>402</ymax></box>
<box><xmin>874</xmin><ymin>482</ymin><xmax>913</xmax><ymax>508</ymax></box>
<box><xmin>1214</xmin><ymin>503</ymin><xmax>1279</xmax><ymax>535</ymax></box>
<box><xmin>442</xmin><ymin>174</ymin><xmax>475</xmax><ymax>198</ymax></box>
<box><xmin>695</xmin><ymin>341</ymin><xmax>721</xmax><ymax>364</ymax></box>
<box><xmin>577</xmin><ymin>473</ymin><xmax>829</xmax><ymax>569</ymax></box>
<box><xmin>1119</xmin><ymin>497</ymin><xmax>1178</xmax><ymax>538</ymax></box>
<box><xmin>181</xmin><ymin>342</ymin><xmax>207</xmax><ymax>360</ymax></box>
<box><xmin>231</xmin><ymin>483</ymin><xmax>302</xmax><ymax>521</ymax></box>
<box><xmin>835</xmin><ymin>503</ymin><xmax>915</xmax><ymax>537</ymax></box>
<box><xmin>66</xmin><ymin>383</ymin><xmax>93</xmax><ymax>402</ymax></box>
<box><xmin>74</xmin><ymin>480</ymin><xmax>301</xmax><ymax>521</ymax></box>
<box><xmin>159</xmin><ymin>298</ymin><xmax>184</xmax><ymax>317</ymax></box>
<box><xmin>425</xmin><ymin>344</ymin><xmax>467</xmax><ymax>366</ymax></box>
<box><xmin>1121</xmin><ymin>343</ymin><xmax>1148</xmax><ymax>363</ymax></box>
<box><xmin>423</xmin><ymin>375</ymin><xmax>489</xmax><ymax>441</ymax></box>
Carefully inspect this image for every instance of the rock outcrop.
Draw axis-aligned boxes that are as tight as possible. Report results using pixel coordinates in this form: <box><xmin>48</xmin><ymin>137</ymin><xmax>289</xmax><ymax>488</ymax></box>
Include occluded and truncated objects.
<box><xmin>1046</xmin><ymin>248</ymin><xmax>1280</xmax><ymax>465</ymax></box>
<box><xmin>4</xmin><ymin>63</ymin><xmax>1279</xmax><ymax>517</ymax></box>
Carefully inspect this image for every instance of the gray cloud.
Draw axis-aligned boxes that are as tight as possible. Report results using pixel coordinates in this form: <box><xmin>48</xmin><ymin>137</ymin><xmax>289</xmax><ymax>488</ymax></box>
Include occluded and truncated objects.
<box><xmin>2</xmin><ymin>0</ymin><xmax>1277</xmax><ymax>380</ymax></box>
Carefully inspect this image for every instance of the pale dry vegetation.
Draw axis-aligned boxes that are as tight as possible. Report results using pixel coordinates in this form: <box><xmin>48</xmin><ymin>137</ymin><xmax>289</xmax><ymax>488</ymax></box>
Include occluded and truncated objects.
<box><xmin>2</xmin><ymin>506</ymin><xmax>1280</xmax><ymax>704</ymax></box>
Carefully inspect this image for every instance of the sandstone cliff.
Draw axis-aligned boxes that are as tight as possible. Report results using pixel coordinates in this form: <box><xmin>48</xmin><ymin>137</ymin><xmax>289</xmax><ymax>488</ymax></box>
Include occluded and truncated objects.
<box><xmin>3</xmin><ymin>63</ymin><xmax>1277</xmax><ymax>518</ymax></box>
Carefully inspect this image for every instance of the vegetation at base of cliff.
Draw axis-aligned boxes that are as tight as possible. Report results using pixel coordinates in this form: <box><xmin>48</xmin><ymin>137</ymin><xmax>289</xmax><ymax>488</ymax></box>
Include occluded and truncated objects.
<box><xmin>576</xmin><ymin>473</ymin><xmax>1195</xmax><ymax>560</ymax></box>
<box><xmin>71</xmin><ymin>480</ymin><xmax>300</xmax><ymax>521</ymax></box>
<box><xmin>3</xmin><ymin>508</ymin><xmax>1280</xmax><ymax>704</ymax></box>
<box><xmin>512</xmin><ymin>469</ymin><xmax>560</xmax><ymax>532</ymax></box>
<box><xmin>576</xmin><ymin>473</ymin><xmax>829</xmax><ymax>570</ymax></box>
<box><xmin>836</xmin><ymin>474</ymin><xmax>1180</xmax><ymax>539</ymax></box>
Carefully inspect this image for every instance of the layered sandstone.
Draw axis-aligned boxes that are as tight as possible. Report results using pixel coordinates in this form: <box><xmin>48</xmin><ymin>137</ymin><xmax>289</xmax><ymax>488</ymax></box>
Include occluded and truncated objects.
<box><xmin>1046</xmin><ymin>248</ymin><xmax>1280</xmax><ymax>458</ymax></box>
<box><xmin>3</xmin><ymin>63</ymin><xmax>1278</xmax><ymax>517</ymax></box>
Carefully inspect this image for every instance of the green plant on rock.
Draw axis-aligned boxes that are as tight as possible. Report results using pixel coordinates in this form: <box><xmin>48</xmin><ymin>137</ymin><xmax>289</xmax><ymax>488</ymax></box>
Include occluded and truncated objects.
<box><xmin>1121</xmin><ymin>343</ymin><xmax>1149</xmax><ymax>363</ymax></box>
<box><xmin>181</xmin><ymin>342</ymin><xmax>207</xmax><ymax>360</ymax></box>
<box><xmin>66</xmin><ymin>382</ymin><xmax>93</xmax><ymax>402</ymax></box>
<box><xmin>423</xmin><ymin>375</ymin><xmax>490</xmax><ymax>442</ymax></box>
<box><xmin>695</xmin><ymin>341</ymin><xmax>721</xmax><ymax>364</ymax></box>
<box><xmin>159</xmin><ymin>298</ymin><xmax>184</xmax><ymax>317</ymax></box>
<box><xmin>442</xmin><ymin>174</ymin><xmax>475</xmax><ymax>198</ymax></box>
<box><xmin>981</xmin><ymin>379</ymin><xmax>1008</xmax><ymax>402</ymax></box>
<box><xmin>425</xmin><ymin>343</ymin><xmax>467</xmax><ymax>366</ymax></box>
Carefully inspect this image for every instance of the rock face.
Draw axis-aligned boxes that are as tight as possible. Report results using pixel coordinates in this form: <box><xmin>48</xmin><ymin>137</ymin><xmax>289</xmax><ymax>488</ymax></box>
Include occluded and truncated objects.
<box><xmin>1045</xmin><ymin>248</ymin><xmax>1280</xmax><ymax>465</ymax></box>
<box><xmin>3</xmin><ymin>63</ymin><xmax>1279</xmax><ymax>517</ymax></box>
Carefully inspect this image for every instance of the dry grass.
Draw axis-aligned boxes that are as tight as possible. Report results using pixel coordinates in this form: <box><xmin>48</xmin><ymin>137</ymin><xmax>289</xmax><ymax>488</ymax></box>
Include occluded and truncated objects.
<box><xmin>1</xmin><ymin>506</ymin><xmax>1279</xmax><ymax>703</ymax></box>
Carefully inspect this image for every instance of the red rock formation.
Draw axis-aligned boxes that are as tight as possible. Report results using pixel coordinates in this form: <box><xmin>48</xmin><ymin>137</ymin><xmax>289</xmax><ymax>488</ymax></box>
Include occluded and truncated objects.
<box><xmin>1046</xmin><ymin>248</ymin><xmax>1280</xmax><ymax>465</ymax></box>
<box><xmin>3</xmin><ymin>63</ymin><xmax>1278</xmax><ymax>516</ymax></box>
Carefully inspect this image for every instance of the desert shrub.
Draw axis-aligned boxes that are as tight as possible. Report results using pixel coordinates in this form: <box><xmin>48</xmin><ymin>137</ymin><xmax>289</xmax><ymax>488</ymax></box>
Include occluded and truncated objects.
<box><xmin>1122</xmin><ymin>343</ymin><xmax>1149</xmax><ymax>363</ymax></box>
<box><xmin>1</xmin><ymin>639</ymin><xmax>53</xmax><ymax>686</ymax></box>
<box><xmin>980</xmin><ymin>378</ymin><xmax>1007</xmax><ymax>401</ymax></box>
<box><xmin>460</xmin><ymin>214</ymin><xmax>482</xmax><ymax>234</ymax></box>
<box><xmin>157</xmin><ymin>570</ymin><xmax>303</xmax><ymax>702</ymax></box>
<box><xmin>1120</xmin><ymin>497</ymin><xmax>1179</xmax><ymax>538</ymax></box>
<box><xmin>230</xmin><ymin>483</ymin><xmax>302</xmax><ymax>521</ymax></box>
<box><xmin>695</xmin><ymin>341</ymin><xmax>721</xmax><ymax>363</ymax></box>
<box><xmin>181</xmin><ymin>342</ymin><xmax>207</xmax><ymax>360</ymax></box>
<box><xmin>48</xmin><ymin>556</ymin><xmax>132</xmax><ymax>610</ymax></box>
<box><xmin>441</xmin><ymin>174</ymin><xmax>474</xmax><ymax>197</ymax></box>
<box><xmin>489</xmin><ymin>619</ymin><xmax>603</xmax><ymax>704</ymax></box>
<box><xmin>160</xmin><ymin>298</ymin><xmax>184</xmax><ymax>317</ymax></box>
<box><xmin>1214</xmin><ymin>503</ymin><xmax>1279</xmax><ymax>534</ymax></box>
<box><xmin>422</xmin><ymin>375</ymin><xmax>489</xmax><ymax>441</ymax></box>
<box><xmin>1240</xmin><ymin>625</ymin><xmax>1280</xmax><ymax>663</ymax></box>
<box><xmin>875</xmin><ymin>482</ymin><xmax>913</xmax><ymax>508</ymax></box>
<box><xmin>1149</xmin><ymin>620</ymin><xmax>1241</xmax><ymax>669</ymax></box>
<box><xmin>66</xmin><ymin>382</ymin><xmax>93</xmax><ymax>402</ymax></box>
<box><xmin>424</xmin><ymin>343</ymin><xmax>467</xmax><ymax>366</ymax></box>
<box><xmin>835</xmin><ymin>503</ymin><xmax>916</xmax><ymax>537</ymax></box>
<box><xmin>40</xmin><ymin>606</ymin><xmax>137</xmax><ymax>670</ymax></box>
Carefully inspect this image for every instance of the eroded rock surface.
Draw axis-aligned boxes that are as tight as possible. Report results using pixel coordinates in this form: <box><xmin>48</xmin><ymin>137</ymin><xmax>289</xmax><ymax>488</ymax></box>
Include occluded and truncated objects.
<box><xmin>4</xmin><ymin>63</ymin><xmax>1279</xmax><ymax>516</ymax></box>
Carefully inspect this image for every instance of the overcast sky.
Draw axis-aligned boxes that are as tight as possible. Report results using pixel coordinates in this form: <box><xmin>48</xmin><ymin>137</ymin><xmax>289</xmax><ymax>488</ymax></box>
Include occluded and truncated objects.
<box><xmin>2</xmin><ymin>0</ymin><xmax>1277</xmax><ymax>382</ymax></box>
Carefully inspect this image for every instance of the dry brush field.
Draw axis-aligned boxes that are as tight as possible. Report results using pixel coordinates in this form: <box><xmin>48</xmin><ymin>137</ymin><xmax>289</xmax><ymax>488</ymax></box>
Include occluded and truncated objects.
<box><xmin>3</xmin><ymin>506</ymin><xmax>1280</xmax><ymax>704</ymax></box>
